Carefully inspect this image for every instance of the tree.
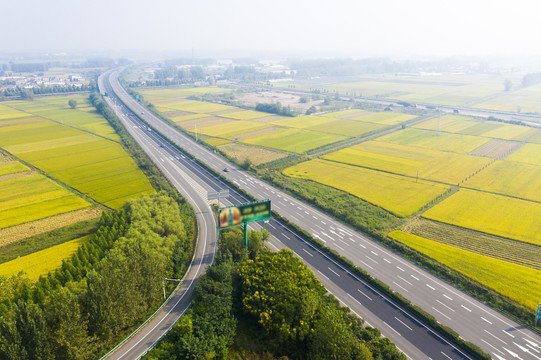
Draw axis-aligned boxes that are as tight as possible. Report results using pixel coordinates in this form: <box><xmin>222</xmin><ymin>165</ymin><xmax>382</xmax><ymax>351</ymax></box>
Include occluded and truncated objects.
<box><xmin>20</xmin><ymin>89</ymin><xmax>34</xmax><ymax>101</ymax></box>
<box><xmin>504</xmin><ymin>79</ymin><xmax>512</xmax><ymax>91</ymax></box>
<box><xmin>305</xmin><ymin>106</ymin><xmax>317</xmax><ymax>115</ymax></box>
<box><xmin>240</xmin><ymin>158</ymin><xmax>252</xmax><ymax>170</ymax></box>
<box><xmin>238</xmin><ymin>249</ymin><xmax>327</xmax><ymax>355</ymax></box>
<box><xmin>68</xmin><ymin>99</ymin><xmax>77</xmax><ymax>109</ymax></box>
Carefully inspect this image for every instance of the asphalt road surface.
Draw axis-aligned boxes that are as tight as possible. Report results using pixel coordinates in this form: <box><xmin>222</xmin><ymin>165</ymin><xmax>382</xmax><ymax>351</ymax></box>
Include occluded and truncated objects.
<box><xmin>103</xmin><ymin>70</ymin><xmax>541</xmax><ymax>360</ymax></box>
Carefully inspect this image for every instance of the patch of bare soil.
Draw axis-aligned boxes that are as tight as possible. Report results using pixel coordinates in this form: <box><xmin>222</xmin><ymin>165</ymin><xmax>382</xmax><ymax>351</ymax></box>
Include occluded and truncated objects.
<box><xmin>238</xmin><ymin>91</ymin><xmax>323</xmax><ymax>113</ymax></box>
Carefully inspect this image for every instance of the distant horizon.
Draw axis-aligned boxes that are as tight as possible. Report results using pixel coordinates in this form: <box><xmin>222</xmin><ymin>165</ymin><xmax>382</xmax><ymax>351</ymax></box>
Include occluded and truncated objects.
<box><xmin>3</xmin><ymin>0</ymin><xmax>541</xmax><ymax>60</ymax></box>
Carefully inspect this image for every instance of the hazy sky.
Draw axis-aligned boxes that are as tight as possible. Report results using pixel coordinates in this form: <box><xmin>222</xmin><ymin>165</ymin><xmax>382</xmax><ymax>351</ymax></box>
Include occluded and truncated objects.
<box><xmin>2</xmin><ymin>0</ymin><xmax>540</xmax><ymax>57</ymax></box>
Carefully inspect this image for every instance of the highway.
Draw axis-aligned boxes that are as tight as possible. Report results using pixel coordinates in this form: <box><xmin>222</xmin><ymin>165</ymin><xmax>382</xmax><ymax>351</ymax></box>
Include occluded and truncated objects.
<box><xmin>98</xmin><ymin>72</ymin><xmax>220</xmax><ymax>360</ymax></box>
<box><xmin>105</xmin><ymin>70</ymin><xmax>541</xmax><ymax>359</ymax></box>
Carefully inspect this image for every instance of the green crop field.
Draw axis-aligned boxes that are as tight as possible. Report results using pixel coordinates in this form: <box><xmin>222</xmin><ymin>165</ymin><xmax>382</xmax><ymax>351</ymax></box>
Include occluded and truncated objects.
<box><xmin>284</xmin><ymin>159</ymin><xmax>449</xmax><ymax>217</ymax></box>
<box><xmin>0</xmin><ymin>174</ymin><xmax>91</xmax><ymax>229</ymax></box>
<box><xmin>507</xmin><ymin>143</ymin><xmax>541</xmax><ymax>166</ymax></box>
<box><xmin>353</xmin><ymin>112</ymin><xmax>416</xmax><ymax>125</ymax></box>
<box><xmin>0</xmin><ymin>236</ymin><xmax>86</xmax><ymax>281</ymax></box>
<box><xmin>323</xmin><ymin>141</ymin><xmax>491</xmax><ymax>184</ymax></box>
<box><xmin>307</xmin><ymin>119</ymin><xmax>385</xmax><ymax>137</ymax></box>
<box><xmin>163</xmin><ymin>100</ymin><xmax>235</xmax><ymax>113</ymax></box>
<box><xmin>271</xmin><ymin>115</ymin><xmax>335</xmax><ymax>129</ymax></box>
<box><xmin>322</xmin><ymin>109</ymin><xmax>365</xmax><ymax>118</ymax></box>
<box><xmin>242</xmin><ymin>128</ymin><xmax>346</xmax><ymax>153</ymax></box>
<box><xmin>196</xmin><ymin>120</ymin><xmax>270</xmax><ymax>138</ymax></box>
<box><xmin>4</xmin><ymin>95</ymin><xmax>120</xmax><ymax>141</ymax></box>
<box><xmin>465</xmin><ymin>160</ymin><xmax>541</xmax><ymax>202</ymax></box>
<box><xmin>171</xmin><ymin>113</ymin><xmax>210</xmax><ymax>122</ymax></box>
<box><xmin>378</xmin><ymin>128</ymin><xmax>490</xmax><ymax>153</ymax></box>
<box><xmin>423</xmin><ymin>189</ymin><xmax>541</xmax><ymax>246</ymax></box>
<box><xmin>389</xmin><ymin>230</ymin><xmax>541</xmax><ymax>310</ymax></box>
<box><xmin>413</xmin><ymin>115</ymin><xmax>477</xmax><ymax>133</ymax></box>
<box><xmin>219</xmin><ymin>110</ymin><xmax>271</xmax><ymax>120</ymax></box>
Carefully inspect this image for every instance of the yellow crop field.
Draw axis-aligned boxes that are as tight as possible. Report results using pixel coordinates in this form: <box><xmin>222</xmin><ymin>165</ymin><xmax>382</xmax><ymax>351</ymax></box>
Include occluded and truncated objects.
<box><xmin>0</xmin><ymin>100</ymin><xmax>154</xmax><ymax>210</ymax></box>
<box><xmin>219</xmin><ymin>110</ymin><xmax>270</xmax><ymax>120</ymax></box>
<box><xmin>507</xmin><ymin>143</ymin><xmax>541</xmax><ymax>166</ymax></box>
<box><xmin>389</xmin><ymin>231</ymin><xmax>541</xmax><ymax>310</ymax></box>
<box><xmin>196</xmin><ymin>120</ymin><xmax>270</xmax><ymax>138</ymax></box>
<box><xmin>323</xmin><ymin>141</ymin><xmax>491</xmax><ymax>184</ymax></box>
<box><xmin>307</xmin><ymin>119</ymin><xmax>385</xmax><ymax>137</ymax></box>
<box><xmin>413</xmin><ymin>115</ymin><xmax>477</xmax><ymax>133</ymax></box>
<box><xmin>284</xmin><ymin>159</ymin><xmax>449</xmax><ymax>217</ymax></box>
<box><xmin>0</xmin><ymin>236</ymin><xmax>86</xmax><ymax>281</ymax></box>
<box><xmin>377</xmin><ymin>128</ymin><xmax>490</xmax><ymax>153</ymax></box>
<box><xmin>322</xmin><ymin>109</ymin><xmax>365</xmax><ymax>118</ymax></box>
<box><xmin>423</xmin><ymin>189</ymin><xmax>541</xmax><ymax>246</ymax></box>
<box><xmin>465</xmin><ymin>160</ymin><xmax>541</xmax><ymax>202</ymax></box>
<box><xmin>0</xmin><ymin>175</ymin><xmax>90</xmax><ymax>228</ymax></box>
<box><xmin>353</xmin><ymin>112</ymin><xmax>416</xmax><ymax>125</ymax></box>
<box><xmin>204</xmin><ymin>137</ymin><xmax>231</xmax><ymax>146</ymax></box>
<box><xmin>165</xmin><ymin>100</ymin><xmax>235</xmax><ymax>113</ymax></box>
<box><xmin>271</xmin><ymin>115</ymin><xmax>335</xmax><ymax>129</ymax></box>
<box><xmin>242</xmin><ymin>128</ymin><xmax>346</xmax><ymax>153</ymax></box>
<box><xmin>481</xmin><ymin>123</ymin><xmax>537</xmax><ymax>141</ymax></box>
<box><xmin>0</xmin><ymin>161</ymin><xmax>29</xmax><ymax>176</ymax></box>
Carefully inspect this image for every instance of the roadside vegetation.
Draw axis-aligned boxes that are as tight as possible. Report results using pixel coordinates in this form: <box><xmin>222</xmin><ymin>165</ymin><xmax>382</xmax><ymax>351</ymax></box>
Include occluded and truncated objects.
<box><xmin>0</xmin><ymin>192</ymin><xmax>195</xmax><ymax>359</ymax></box>
<box><xmin>146</xmin><ymin>228</ymin><xmax>405</xmax><ymax>360</ymax></box>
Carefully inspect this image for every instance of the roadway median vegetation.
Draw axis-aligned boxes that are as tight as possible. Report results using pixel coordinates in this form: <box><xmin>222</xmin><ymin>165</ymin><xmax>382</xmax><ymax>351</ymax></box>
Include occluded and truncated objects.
<box><xmin>146</xmin><ymin>228</ymin><xmax>406</xmax><ymax>360</ymax></box>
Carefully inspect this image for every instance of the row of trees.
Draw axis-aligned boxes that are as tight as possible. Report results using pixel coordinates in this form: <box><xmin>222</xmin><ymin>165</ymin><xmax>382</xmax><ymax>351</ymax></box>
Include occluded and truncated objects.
<box><xmin>0</xmin><ymin>192</ymin><xmax>194</xmax><ymax>359</ymax></box>
<box><xmin>0</xmin><ymin>84</ymin><xmax>94</xmax><ymax>99</ymax></box>
<box><xmin>255</xmin><ymin>102</ymin><xmax>295</xmax><ymax>116</ymax></box>
<box><xmin>149</xmin><ymin>228</ymin><xmax>405</xmax><ymax>360</ymax></box>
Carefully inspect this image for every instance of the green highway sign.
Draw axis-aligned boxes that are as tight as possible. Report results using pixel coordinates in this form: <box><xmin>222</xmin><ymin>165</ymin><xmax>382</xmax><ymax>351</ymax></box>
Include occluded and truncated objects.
<box><xmin>218</xmin><ymin>199</ymin><xmax>271</xmax><ymax>229</ymax></box>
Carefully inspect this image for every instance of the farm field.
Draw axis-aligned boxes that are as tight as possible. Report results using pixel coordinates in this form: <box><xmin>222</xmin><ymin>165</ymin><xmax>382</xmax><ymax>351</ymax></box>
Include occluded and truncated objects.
<box><xmin>0</xmin><ymin>236</ymin><xmax>86</xmax><ymax>281</ymax></box>
<box><xmin>389</xmin><ymin>230</ymin><xmax>541</xmax><ymax>310</ymax></box>
<box><xmin>0</xmin><ymin>97</ymin><xmax>154</xmax><ymax>209</ymax></box>
<box><xmin>473</xmin><ymin>82</ymin><xmax>541</xmax><ymax>114</ymax></box>
<box><xmin>218</xmin><ymin>143</ymin><xmax>287</xmax><ymax>166</ymax></box>
<box><xmin>322</xmin><ymin>141</ymin><xmax>491</xmax><ymax>184</ymax></box>
<box><xmin>378</xmin><ymin>128</ymin><xmax>489</xmax><ymax>154</ymax></box>
<box><xmin>3</xmin><ymin>95</ymin><xmax>120</xmax><ymax>141</ymax></box>
<box><xmin>403</xmin><ymin>218</ymin><xmax>541</xmax><ymax>270</ymax></box>
<box><xmin>140</xmin><ymin>87</ymin><xmax>417</xmax><ymax>155</ymax></box>
<box><xmin>464</xmin><ymin>160</ymin><xmax>541</xmax><ymax>202</ymax></box>
<box><xmin>507</xmin><ymin>143</ymin><xmax>541</xmax><ymax>166</ymax></box>
<box><xmin>284</xmin><ymin>159</ymin><xmax>449</xmax><ymax>217</ymax></box>
<box><xmin>0</xmin><ymin>173</ymin><xmax>91</xmax><ymax>229</ymax></box>
<box><xmin>423</xmin><ymin>189</ymin><xmax>541</xmax><ymax>246</ymax></box>
<box><xmin>242</xmin><ymin>128</ymin><xmax>346</xmax><ymax>153</ymax></box>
